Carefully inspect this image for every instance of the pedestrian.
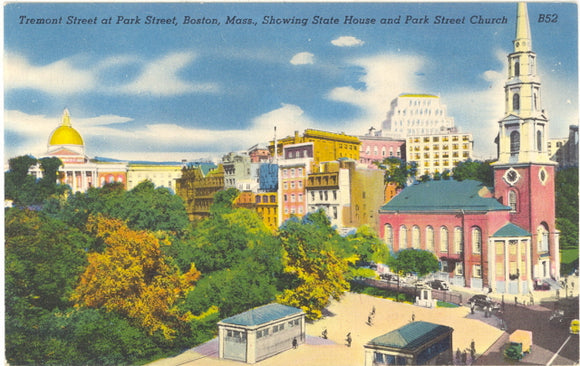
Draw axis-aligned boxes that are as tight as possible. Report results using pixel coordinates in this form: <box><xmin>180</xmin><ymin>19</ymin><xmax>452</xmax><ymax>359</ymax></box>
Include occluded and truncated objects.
<box><xmin>456</xmin><ymin>348</ymin><xmax>461</xmax><ymax>363</ymax></box>
<box><xmin>514</xmin><ymin>296</ymin><xmax>518</xmax><ymax>306</ymax></box>
<box><xmin>470</xmin><ymin>339</ymin><xmax>476</xmax><ymax>360</ymax></box>
<box><xmin>371</xmin><ymin>306</ymin><xmax>376</xmax><ymax>316</ymax></box>
<box><xmin>321</xmin><ymin>328</ymin><xmax>327</xmax><ymax>339</ymax></box>
<box><xmin>461</xmin><ymin>350</ymin><xmax>467</xmax><ymax>365</ymax></box>
<box><xmin>411</xmin><ymin>313</ymin><xmax>415</xmax><ymax>322</ymax></box>
<box><xmin>292</xmin><ymin>337</ymin><xmax>298</xmax><ymax>349</ymax></box>
<box><xmin>530</xmin><ymin>293</ymin><xmax>534</xmax><ymax>305</ymax></box>
<box><xmin>470</xmin><ymin>303</ymin><xmax>475</xmax><ymax>314</ymax></box>
<box><xmin>367</xmin><ymin>315</ymin><xmax>373</xmax><ymax>326</ymax></box>
<box><xmin>346</xmin><ymin>332</ymin><xmax>352</xmax><ymax>347</ymax></box>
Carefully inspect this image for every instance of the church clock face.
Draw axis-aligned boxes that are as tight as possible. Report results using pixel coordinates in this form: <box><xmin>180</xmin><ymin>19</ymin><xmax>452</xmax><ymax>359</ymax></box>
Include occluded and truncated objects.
<box><xmin>504</xmin><ymin>168</ymin><xmax>520</xmax><ymax>186</ymax></box>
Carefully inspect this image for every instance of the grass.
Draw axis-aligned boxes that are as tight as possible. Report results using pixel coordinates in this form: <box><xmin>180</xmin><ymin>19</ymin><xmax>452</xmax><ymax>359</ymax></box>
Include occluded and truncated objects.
<box><xmin>561</xmin><ymin>248</ymin><xmax>579</xmax><ymax>264</ymax></box>
<box><xmin>436</xmin><ymin>301</ymin><xmax>460</xmax><ymax>308</ymax></box>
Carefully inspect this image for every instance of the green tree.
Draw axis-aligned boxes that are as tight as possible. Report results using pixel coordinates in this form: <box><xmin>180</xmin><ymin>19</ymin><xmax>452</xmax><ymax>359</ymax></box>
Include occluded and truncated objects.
<box><xmin>452</xmin><ymin>159</ymin><xmax>494</xmax><ymax>186</ymax></box>
<box><xmin>388</xmin><ymin>248</ymin><xmax>439</xmax><ymax>277</ymax></box>
<box><xmin>276</xmin><ymin>211</ymin><xmax>356</xmax><ymax>320</ymax></box>
<box><xmin>376</xmin><ymin>157</ymin><xmax>418</xmax><ymax>188</ymax></box>
<box><xmin>555</xmin><ymin>167</ymin><xmax>579</xmax><ymax>250</ymax></box>
<box><xmin>347</xmin><ymin>225</ymin><xmax>390</xmax><ymax>265</ymax></box>
<box><xmin>71</xmin><ymin>215</ymin><xmax>201</xmax><ymax>339</ymax></box>
<box><xmin>5</xmin><ymin>208</ymin><xmax>91</xmax><ymax>364</ymax></box>
<box><xmin>5</xmin><ymin>155</ymin><xmax>40</xmax><ymax>205</ymax></box>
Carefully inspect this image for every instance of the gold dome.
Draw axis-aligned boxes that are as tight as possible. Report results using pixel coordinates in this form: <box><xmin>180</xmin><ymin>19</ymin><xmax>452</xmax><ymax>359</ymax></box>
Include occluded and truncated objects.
<box><xmin>48</xmin><ymin>109</ymin><xmax>84</xmax><ymax>146</ymax></box>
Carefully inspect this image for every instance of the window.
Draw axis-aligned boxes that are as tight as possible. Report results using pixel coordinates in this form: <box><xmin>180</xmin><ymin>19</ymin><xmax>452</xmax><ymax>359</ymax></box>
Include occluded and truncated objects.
<box><xmin>513</xmin><ymin>93</ymin><xmax>520</xmax><ymax>111</ymax></box>
<box><xmin>472</xmin><ymin>227</ymin><xmax>482</xmax><ymax>254</ymax></box>
<box><xmin>426</xmin><ymin>226</ymin><xmax>434</xmax><ymax>251</ymax></box>
<box><xmin>510</xmin><ymin>131</ymin><xmax>520</xmax><ymax>154</ymax></box>
<box><xmin>473</xmin><ymin>264</ymin><xmax>482</xmax><ymax>278</ymax></box>
<box><xmin>384</xmin><ymin>224</ymin><xmax>393</xmax><ymax>247</ymax></box>
<box><xmin>496</xmin><ymin>262</ymin><xmax>504</xmax><ymax>277</ymax></box>
<box><xmin>514</xmin><ymin>61</ymin><xmax>520</xmax><ymax>77</ymax></box>
<box><xmin>496</xmin><ymin>241</ymin><xmax>504</xmax><ymax>255</ymax></box>
<box><xmin>412</xmin><ymin>225</ymin><xmax>420</xmax><ymax>249</ymax></box>
<box><xmin>456</xmin><ymin>262</ymin><xmax>464</xmax><ymax>276</ymax></box>
<box><xmin>291</xmin><ymin>194</ymin><xmax>295</xmax><ymax>202</ymax></box>
<box><xmin>454</xmin><ymin>227</ymin><xmax>463</xmax><ymax>254</ymax></box>
<box><xmin>508</xmin><ymin>190</ymin><xmax>517</xmax><ymax>212</ymax></box>
<box><xmin>399</xmin><ymin>225</ymin><xmax>407</xmax><ymax>248</ymax></box>
<box><xmin>298</xmin><ymin>194</ymin><xmax>303</xmax><ymax>202</ymax></box>
<box><xmin>538</xmin><ymin>224</ymin><xmax>549</xmax><ymax>252</ymax></box>
<box><xmin>440</xmin><ymin>226</ymin><xmax>449</xmax><ymax>252</ymax></box>
<box><xmin>537</xmin><ymin>130</ymin><xmax>542</xmax><ymax>151</ymax></box>
<box><xmin>509</xmin><ymin>240</ymin><xmax>518</xmax><ymax>255</ymax></box>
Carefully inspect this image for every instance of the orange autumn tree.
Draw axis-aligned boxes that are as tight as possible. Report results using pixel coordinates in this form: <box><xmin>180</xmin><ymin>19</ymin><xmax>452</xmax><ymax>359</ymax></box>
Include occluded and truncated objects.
<box><xmin>71</xmin><ymin>214</ymin><xmax>201</xmax><ymax>339</ymax></box>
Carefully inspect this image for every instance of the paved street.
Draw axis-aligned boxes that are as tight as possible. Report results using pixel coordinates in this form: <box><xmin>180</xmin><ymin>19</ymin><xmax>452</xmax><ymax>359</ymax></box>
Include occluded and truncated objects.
<box><xmin>474</xmin><ymin>302</ymin><xmax>579</xmax><ymax>365</ymax></box>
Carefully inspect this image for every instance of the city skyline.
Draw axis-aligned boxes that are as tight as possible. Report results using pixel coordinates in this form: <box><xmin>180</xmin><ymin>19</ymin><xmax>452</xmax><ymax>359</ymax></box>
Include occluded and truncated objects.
<box><xmin>4</xmin><ymin>2</ymin><xmax>578</xmax><ymax>163</ymax></box>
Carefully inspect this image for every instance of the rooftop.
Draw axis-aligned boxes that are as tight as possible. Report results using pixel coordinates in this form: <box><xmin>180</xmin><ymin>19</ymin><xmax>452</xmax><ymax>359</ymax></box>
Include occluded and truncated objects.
<box><xmin>380</xmin><ymin>180</ymin><xmax>511</xmax><ymax>213</ymax></box>
<box><xmin>491</xmin><ymin>223</ymin><xmax>531</xmax><ymax>237</ymax></box>
<box><xmin>219</xmin><ymin>303</ymin><xmax>303</xmax><ymax>327</ymax></box>
<box><xmin>366</xmin><ymin>321</ymin><xmax>452</xmax><ymax>350</ymax></box>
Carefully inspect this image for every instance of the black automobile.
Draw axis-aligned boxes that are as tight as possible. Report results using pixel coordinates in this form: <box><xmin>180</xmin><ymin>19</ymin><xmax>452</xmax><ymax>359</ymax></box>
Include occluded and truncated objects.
<box><xmin>428</xmin><ymin>280</ymin><xmax>450</xmax><ymax>291</ymax></box>
<box><xmin>467</xmin><ymin>295</ymin><xmax>501</xmax><ymax>310</ymax></box>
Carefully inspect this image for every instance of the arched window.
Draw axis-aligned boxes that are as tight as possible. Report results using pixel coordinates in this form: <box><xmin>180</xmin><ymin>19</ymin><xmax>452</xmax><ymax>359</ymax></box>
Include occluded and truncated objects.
<box><xmin>510</xmin><ymin>131</ymin><xmax>520</xmax><ymax>154</ymax></box>
<box><xmin>384</xmin><ymin>224</ymin><xmax>393</xmax><ymax>247</ymax></box>
<box><xmin>472</xmin><ymin>227</ymin><xmax>482</xmax><ymax>254</ymax></box>
<box><xmin>412</xmin><ymin>225</ymin><xmax>420</xmax><ymax>249</ymax></box>
<box><xmin>256</xmin><ymin>195</ymin><xmax>262</xmax><ymax>204</ymax></box>
<box><xmin>537</xmin><ymin>223</ymin><xmax>549</xmax><ymax>252</ymax></box>
<box><xmin>426</xmin><ymin>226</ymin><xmax>434</xmax><ymax>251</ymax></box>
<box><xmin>508</xmin><ymin>190</ymin><xmax>517</xmax><ymax>212</ymax></box>
<box><xmin>454</xmin><ymin>227</ymin><xmax>463</xmax><ymax>254</ymax></box>
<box><xmin>440</xmin><ymin>226</ymin><xmax>449</xmax><ymax>252</ymax></box>
<box><xmin>514</xmin><ymin>61</ymin><xmax>520</xmax><ymax>77</ymax></box>
<box><xmin>513</xmin><ymin>93</ymin><xmax>520</xmax><ymax>110</ymax></box>
<box><xmin>537</xmin><ymin>130</ymin><xmax>542</xmax><ymax>151</ymax></box>
<box><xmin>399</xmin><ymin>225</ymin><xmax>407</xmax><ymax>248</ymax></box>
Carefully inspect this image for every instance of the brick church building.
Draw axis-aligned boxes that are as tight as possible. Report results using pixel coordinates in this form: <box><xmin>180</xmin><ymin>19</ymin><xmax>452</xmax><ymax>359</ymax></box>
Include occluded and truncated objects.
<box><xmin>379</xmin><ymin>3</ymin><xmax>560</xmax><ymax>294</ymax></box>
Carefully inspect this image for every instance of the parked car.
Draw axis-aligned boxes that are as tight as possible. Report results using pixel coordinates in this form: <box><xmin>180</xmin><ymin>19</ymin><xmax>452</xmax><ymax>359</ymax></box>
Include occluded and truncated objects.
<box><xmin>570</xmin><ymin>319</ymin><xmax>579</xmax><ymax>335</ymax></box>
<box><xmin>427</xmin><ymin>280</ymin><xmax>449</xmax><ymax>291</ymax></box>
<box><xmin>533</xmin><ymin>279</ymin><xmax>551</xmax><ymax>291</ymax></box>
<box><xmin>504</xmin><ymin>330</ymin><xmax>532</xmax><ymax>361</ymax></box>
<box><xmin>380</xmin><ymin>273</ymin><xmax>404</xmax><ymax>284</ymax></box>
<box><xmin>467</xmin><ymin>295</ymin><xmax>501</xmax><ymax>310</ymax></box>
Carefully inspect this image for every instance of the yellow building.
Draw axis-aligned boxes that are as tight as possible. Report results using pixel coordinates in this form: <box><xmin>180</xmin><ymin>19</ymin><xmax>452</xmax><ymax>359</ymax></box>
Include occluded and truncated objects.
<box><xmin>270</xmin><ymin>129</ymin><xmax>360</xmax><ymax>164</ymax></box>
<box><xmin>406</xmin><ymin>132</ymin><xmax>473</xmax><ymax>177</ymax></box>
<box><xmin>126</xmin><ymin>163</ymin><xmax>184</xmax><ymax>192</ymax></box>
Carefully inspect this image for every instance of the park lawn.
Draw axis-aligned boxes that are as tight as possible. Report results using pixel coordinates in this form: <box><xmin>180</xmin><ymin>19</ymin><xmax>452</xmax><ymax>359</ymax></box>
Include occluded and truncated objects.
<box><xmin>561</xmin><ymin>248</ymin><xmax>579</xmax><ymax>264</ymax></box>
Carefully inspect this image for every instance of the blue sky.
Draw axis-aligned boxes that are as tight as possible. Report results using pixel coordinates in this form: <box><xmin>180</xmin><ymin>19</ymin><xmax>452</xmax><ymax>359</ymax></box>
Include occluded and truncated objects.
<box><xmin>4</xmin><ymin>2</ymin><xmax>578</xmax><ymax>162</ymax></box>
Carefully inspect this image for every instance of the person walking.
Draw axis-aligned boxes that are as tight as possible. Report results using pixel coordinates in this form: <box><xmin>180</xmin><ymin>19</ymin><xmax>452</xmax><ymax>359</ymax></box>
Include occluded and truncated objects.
<box><xmin>346</xmin><ymin>332</ymin><xmax>352</xmax><ymax>347</ymax></box>
<box><xmin>292</xmin><ymin>337</ymin><xmax>298</xmax><ymax>349</ymax></box>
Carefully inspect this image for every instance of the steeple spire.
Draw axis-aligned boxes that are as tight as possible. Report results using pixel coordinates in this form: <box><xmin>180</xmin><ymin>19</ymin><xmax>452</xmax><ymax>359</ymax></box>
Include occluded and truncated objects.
<box><xmin>514</xmin><ymin>2</ymin><xmax>532</xmax><ymax>52</ymax></box>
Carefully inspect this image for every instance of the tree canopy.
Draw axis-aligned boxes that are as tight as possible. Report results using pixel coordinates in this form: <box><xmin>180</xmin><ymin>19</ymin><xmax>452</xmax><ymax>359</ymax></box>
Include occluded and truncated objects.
<box><xmin>375</xmin><ymin>157</ymin><xmax>418</xmax><ymax>188</ymax></box>
<box><xmin>451</xmin><ymin>159</ymin><xmax>494</xmax><ymax>187</ymax></box>
<box><xmin>276</xmin><ymin>211</ymin><xmax>356</xmax><ymax>320</ymax></box>
<box><xmin>71</xmin><ymin>214</ymin><xmax>201</xmax><ymax>339</ymax></box>
<box><xmin>388</xmin><ymin>248</ymin><xmax>439</xmax><ymax>277</ymax></box>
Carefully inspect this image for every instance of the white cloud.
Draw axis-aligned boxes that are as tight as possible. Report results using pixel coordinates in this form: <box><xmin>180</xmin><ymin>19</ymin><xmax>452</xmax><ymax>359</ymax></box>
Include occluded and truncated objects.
<box><xmin>290</xmin><ymin>52</ymin><xmax>315</xmax><ymax>65</ymax></box>
<box><xmin>4</xmin><ymin>51</ymin><xmax>220</xmax><ymax>97</ymax></box>
<box><xmin>117</xmin><ymin>51</ymin><xmax>220</xmax><ymax>96</ymax></box>
<box><xmin>4</xmin><ymin>103</ymin><xmax>312</xmax><ymax>160</ymax></box>
<box><xmin>4</xmin><ymin>52</ymin><xmax>96</xmax><ymax>94</ymax></box>
<box><xmin>331</xmin><ymin>36</ymin><xmax>365</xmax><ymax>47</ymax></box>
<box><xmin>327</xmin><ymin>54</ymin><xmax>426</xmax><ymax>133</ymax></box>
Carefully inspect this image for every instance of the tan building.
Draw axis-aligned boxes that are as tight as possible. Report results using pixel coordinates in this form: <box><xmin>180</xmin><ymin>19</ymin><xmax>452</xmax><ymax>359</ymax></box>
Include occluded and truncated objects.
<box><xmin>176</xmin><ymin>164</ymin><xmax>224</xmax><ymax>220</ymax></box>
<box><xmin>406</xmin><ymin>132</ymin><xmax>473</xmax><ymax>177</ymax></box>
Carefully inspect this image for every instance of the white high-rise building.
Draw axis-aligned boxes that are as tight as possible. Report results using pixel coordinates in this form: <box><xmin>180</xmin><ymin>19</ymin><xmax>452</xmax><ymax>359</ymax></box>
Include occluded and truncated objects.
<box><xmin>382</xmin><ymin>94</ymin><xmax>455</xmax><ymax>139</ymax></box>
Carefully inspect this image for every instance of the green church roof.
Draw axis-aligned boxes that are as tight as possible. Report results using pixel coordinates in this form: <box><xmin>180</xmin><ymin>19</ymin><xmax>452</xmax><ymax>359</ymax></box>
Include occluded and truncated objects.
<box><xmin>491</xmin><ymin>223</ymin><xmax>531</xmax><ymax>237</ymax></box>
<box><xmin>367</xmin><ymin>321</ymin><xmax>452</xmax><ymax>350</ymax></box>
<box><xmin>380</xmin><ymin>180</ymin><xmax>511</xmax><ymax>213</ymax></box>
<box><xmin>220</xmin><ymin>303</ymin><xmax>302</xmax><ymax>327</ymax></box>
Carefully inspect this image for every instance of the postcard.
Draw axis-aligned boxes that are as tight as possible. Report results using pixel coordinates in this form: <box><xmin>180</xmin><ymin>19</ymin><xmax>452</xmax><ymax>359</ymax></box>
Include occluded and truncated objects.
<box><xmin>4</xmin><ymin>2</ymin><xmax>579</xmax><ymax>366</ymax></box>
